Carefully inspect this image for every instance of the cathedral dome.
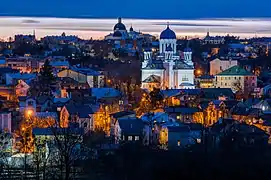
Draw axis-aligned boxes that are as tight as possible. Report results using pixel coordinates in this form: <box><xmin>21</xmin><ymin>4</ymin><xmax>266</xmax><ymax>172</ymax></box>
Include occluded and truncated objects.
<box><xmin>160</xmin><ymin>24</ymin><xmax>176</xmax><ymax>39</ymax></box>
<box><xmin>113</xmin><ymin>18</ymin><xmax>126</xmax><ymax>31</ymax></box>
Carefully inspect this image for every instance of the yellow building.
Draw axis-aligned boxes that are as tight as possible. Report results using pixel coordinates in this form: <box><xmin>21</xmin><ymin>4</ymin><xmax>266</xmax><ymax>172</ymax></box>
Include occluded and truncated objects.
<box><xmin>215</xmin><ymin>66</ymin><xmax>257</xmax><ymax>97</ymax></box>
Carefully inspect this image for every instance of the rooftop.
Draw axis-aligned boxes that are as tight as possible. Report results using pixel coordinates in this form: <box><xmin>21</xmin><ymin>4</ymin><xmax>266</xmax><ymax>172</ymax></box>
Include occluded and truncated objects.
<box><xmin>217</xmin><ymin>66</ymin><xmax>253</xmax><ymax>76</ymax></box>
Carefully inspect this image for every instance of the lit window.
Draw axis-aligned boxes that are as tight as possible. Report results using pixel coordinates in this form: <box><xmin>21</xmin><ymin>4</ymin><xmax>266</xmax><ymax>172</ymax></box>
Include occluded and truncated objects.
<box><xmin>177</xmin><ymin>140</ymin><xmax>181</xmax><ymax>146</ymax></box>
<box><xmin>119</xmin><ymin>100</ymin><xmax>124</xmax><ymax>105</ymax></box>
<box><xmin>135</xmin><ymin>136</ymin><xmax>139</xmax><ymax>141</ymax></box>
<box><xmin>176</xmin><ymin>116</ymin><xmax>180</xmax><ymax>120</ymax></box>
<box><xmin>128</xmin><ymin>136</ymin><xmax>133</xmax><ymax>141</ymax></box>
<box><xmin>123</xmin><ymin>135</ymin><xmax>125</xmax><ymax>140</ymax></box>
<box><xmin>197</xmin><ymin>139</ymin><xmax>201</xmax><ymax>143</ymax></box>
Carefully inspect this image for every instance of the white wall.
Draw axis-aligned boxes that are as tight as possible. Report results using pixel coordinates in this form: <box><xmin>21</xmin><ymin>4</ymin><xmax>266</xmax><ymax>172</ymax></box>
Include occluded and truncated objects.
<box><xmin>141</xmin><ymin>69</ymin><xmax>165</xmax><ymax>88</ymax></box>
<box><xmin>175</xmin><ymin>69</ymin><xmax>195</xmax><ymax>88</ymax></box>
<box><xmin>210</xmin><ymin>59</ymin><xmax>238</xmax><ymax>75</ymax></box>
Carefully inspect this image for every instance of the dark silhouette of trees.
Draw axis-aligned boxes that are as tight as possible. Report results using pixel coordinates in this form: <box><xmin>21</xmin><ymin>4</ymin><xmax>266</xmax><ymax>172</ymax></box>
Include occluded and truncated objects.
<box><xmin>39</xmin><ymin>59</ymin><xmax>55</xmax><ymax>95</ymax></box>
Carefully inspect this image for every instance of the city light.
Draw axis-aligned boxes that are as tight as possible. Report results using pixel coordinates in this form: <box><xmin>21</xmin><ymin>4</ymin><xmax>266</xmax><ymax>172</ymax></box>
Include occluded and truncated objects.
<box><xmin>26</xmin><ymin>110</ymin><xmax>33</xmax><ymax>117</ymax></box>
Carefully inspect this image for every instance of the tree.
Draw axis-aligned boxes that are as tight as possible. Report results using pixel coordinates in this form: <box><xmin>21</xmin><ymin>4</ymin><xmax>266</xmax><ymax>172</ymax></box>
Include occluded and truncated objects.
<box><xmin>149</xmin><ymin>88</ymin><xmax>163</xmax><ymax>109</ymax></box>
<box><xmin>39</xmin><ymin>59</ymin><xmax>55</xmax><ymax>95</ymax></box>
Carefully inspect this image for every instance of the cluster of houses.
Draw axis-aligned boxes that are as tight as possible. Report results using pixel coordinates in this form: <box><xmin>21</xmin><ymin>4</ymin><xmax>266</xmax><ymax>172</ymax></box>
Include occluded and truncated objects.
<box><xmin>0</xmin><ymin>21</ymin><xmax>270</xmax><ymax>159</ymax></box>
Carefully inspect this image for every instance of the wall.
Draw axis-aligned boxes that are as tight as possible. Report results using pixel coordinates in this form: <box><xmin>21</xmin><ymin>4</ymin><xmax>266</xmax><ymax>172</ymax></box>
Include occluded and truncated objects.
<box><xmin>141</xmin><ymin>69</ymin><xmax>164</xmax><ymax>88</ymax></box>
<box><xmin>0</xmin><ymin>112</ymin><xmax>11</xmax><ymax>132</ymax></box>
<box><xmin>210</xmin><ymin>59</ymin><xmax>238</xmax><ymax>75</ymax></box>
<box><xmin>175</xmin><ymin>69</ymin><xmax>195</xmax><ymax>88</ymax></box>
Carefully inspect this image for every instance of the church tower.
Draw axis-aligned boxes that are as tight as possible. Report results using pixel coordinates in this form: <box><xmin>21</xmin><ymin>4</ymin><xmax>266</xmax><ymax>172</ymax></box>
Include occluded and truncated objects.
<box><xmin>159</xmin><ymin>23</ymin><xmax>177</xmax><ymax>54</ymax></box>
<box><xmin>184</xmin><ymin>41</ymin><xmax>193</xmax><ymax>67</ymax></box>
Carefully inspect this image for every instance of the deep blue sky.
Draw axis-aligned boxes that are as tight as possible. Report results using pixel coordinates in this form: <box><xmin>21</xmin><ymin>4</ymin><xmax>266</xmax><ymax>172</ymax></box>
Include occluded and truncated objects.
<box><xmin>1</xmin><ymin>0</ymin><xmax>271</xmax><ymax>19</ymax></box>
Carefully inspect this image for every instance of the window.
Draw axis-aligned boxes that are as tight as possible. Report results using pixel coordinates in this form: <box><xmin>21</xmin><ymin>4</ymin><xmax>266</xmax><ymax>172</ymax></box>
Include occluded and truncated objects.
<box><xmin>135</xmin><ymin>136</ymin><xmax>139</xmax><ymax>141</ymax></box>
<box><xmin>225</xmin><ymin>83</ymin><xmax>227</xmax><ymax>86</ymax></box>
<box><xmin>246</xmin><ymin>77</ymin><xmax>248</xmax><ymax>80</ymax></box>
<box><xmin>177</xmin><ymin>140</ymin><xmax>181</xmax><ymax>146</ymax></box>
<box><xmin>239</xmin><ymin>77</ymin><xmax>241</xmax><ymax>80</ymax></box>
<box><xmin>197</xmin><ymin>139</ymin><xmax>201</xmax><ymax>143</ymax></box>
<box><xmin>176</xmin><ymin>116</ymin><xmax>180</xmax><ymax>120</ymax></box>
<box><xmin>123</xmin><ymin>135</ymin><xmax>125</xmax><ymax>140</ymax></box>
<box><xmin>235</xmin><ymin>77</ymin><xmax>237</xmax><ymax>80</ymax></box>
<box><xmin>84</xmin><ymin>123</ymin><xmax>88</xmax><ymax>128</ymax></box>
<box><xmin>128</xmin><ymin>136</ymin><xmax>133</xmax><ymax>141</ymax></box>
<box><xmin>252</xmin><ymin>83</ymin><xmax>255</xmax><ymax>86</ymax></box>
<box><xmin>228</xmin><ymin>77</ymin><xmax>231</xmax><ymax>80</ymax></box>
<box><xmin>221</xmin><ymin>77</ymin><xmax>223</xmax><ymax>80</ymax></box>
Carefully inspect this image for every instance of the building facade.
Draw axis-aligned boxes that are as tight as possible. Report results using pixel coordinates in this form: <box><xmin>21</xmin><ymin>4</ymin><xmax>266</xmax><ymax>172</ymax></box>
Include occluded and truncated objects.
<box><xmin>141</xmin><ymin>24</ymin><xmax>195</xmax><ymax>90</ymax></box>
<box><xmin>210</xmin><ymin>58</ymin><xmax>238</xmax><ymax>75</ymax></box>
<box><xmin>215</xmin><ymin>66</ymin><xmax>257</xmax><ymax>96</ymax></box>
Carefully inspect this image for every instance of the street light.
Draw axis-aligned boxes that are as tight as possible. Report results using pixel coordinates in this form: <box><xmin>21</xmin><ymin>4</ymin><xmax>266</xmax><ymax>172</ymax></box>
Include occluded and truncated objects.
<box><xmin>26</xmin><ymin>109</ymin><xmax>33</xmax><ymax>117</ymax></box>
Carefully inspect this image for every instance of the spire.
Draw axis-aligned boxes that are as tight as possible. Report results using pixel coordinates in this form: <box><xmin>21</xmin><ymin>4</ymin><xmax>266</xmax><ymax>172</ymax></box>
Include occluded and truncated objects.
<box><xmin>167</xmin><ymin>22</ymin><xmax>170</xmax><ymax>28</ymax></box>
<box><xmin>118</xmin><ymin>17</ymin><xmax>122</xmax><ymax>23</ymax></box>
<box><xmin>33</xmin><ymin>30</ymin><xmax>36</xmax><ymax>37</ymax></box>
<box><xmin>207</xmin><ymin>29</ymin><xmax>210</xmax><ymax>37</ymax></box>
<box><xmin>130</xmin><ymin>24</ymin><xmax>134</xmax><ymax>32</ymax></box>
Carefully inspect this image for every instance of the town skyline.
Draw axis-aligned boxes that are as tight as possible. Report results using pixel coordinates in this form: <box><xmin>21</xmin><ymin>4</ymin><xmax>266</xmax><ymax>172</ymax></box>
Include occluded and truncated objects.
<box><xmin>1</xmin><ymin>16</ymin><xmax>271</xmax><ymax>40</ymax></box>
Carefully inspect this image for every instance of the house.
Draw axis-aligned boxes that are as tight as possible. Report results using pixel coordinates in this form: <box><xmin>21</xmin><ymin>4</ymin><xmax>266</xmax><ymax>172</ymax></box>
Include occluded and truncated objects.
<box><xmin>60</xmin><ymin>104</ymin><xmax>98</xmax><ymax>132</ymax></box>
<box><xmin>5</xmin><ymin>73</ymin><xmax>36</xmax><ymax>85</ymax></box>
<box><xmin>141</xmin><ymin>112</ymin><xmax>179</xmax><ymax>145</ymax></box>
<box><xmin>210</xmin><ymin>118</ymin><xmax>269</xmax><ymax>149</ymax></box>
<box><xmin>56</xmin><ymin>77</ymin><xmax>90</xmax><ymax>91</ymax></box>
<box><xmin>0</xmin><ymin>67</ymin><xmax>19</xmax><ymax>84</ymax></box>
<box><xmin>32</xmin><ymin>127</ymin><xmax>84</xmax><ymax>158</ymax></box>
<box><xmin>36</xmin><ymin>96</ymin><xmax>53</xmax><ymax>112</ymax></box>
<box><xmin>110</xmin><ymin>111</ymin><xmax>136</xmax><ymax>136</ymax></box>
<box><xmin>196</xmin><ymin>74</ymin><xmax>214</xmax><ymax>88</ymax></box>
<box><xmin>215</xmin><ymin>66</ymin><xmax>257</xmax><ymax>97</ymax></box>
<box><xmin>159</xmin><ymin>123</ymin><xmax>202</xmax><ymax>149</ymax></box>
<box><xmin>0</xmin><ymin>111</ymin><xmax>12</xmax><ymax>132</ymax></box>
<box><xmin>18</xmin><ymin>96</ymin><xmax>36</xmax><ymax>115</ymax></box>
<box><xmin>49</xmin><ymin>60</ymin><xmax>70</xmax><ymax>72</ymax></box>
<box><xmin>210</xmin><ymin>58</ymin><xmax>238</xmax><ymax>75</ymax></box>
<box><xmin>91</xmin><ymin>88</ymin><xmax>121</xmax><ymax>100</ymax></box>
<box><xmin>200</xmin><ymin>88</ymin><xmax>235</xmax><ymax>100</ymax></box>
<box><xmin>161</xmin><ymin>89</ymin><xmax>201</xmax><ymax>106</ymax></box>
<box><xmin>15</xmin><ymin>80</ymin><xmax>30</xmax><ymax>97</ymax></box>
<box><xmin>164</xmin><ymin>106</ymin><xmax>199</xmax><ymax>123</ymax></box>
<box><xmin>253</xmin><ymin>99</ymin><xmax>271</xmax><ymax>113</ymax></box>
<box><xmin>113</xmin><ymin>117</ymin><xmax>144</xmax><ymax>144</ymax></box>
<box><xmin>57</xmin><ymin>67</ymin><xmax>104</xmax><ymax>88</ymax></box>
<box><xmin>0</xmin><ymin>85</ymin><xmax>14</xmax><ymax>100</ymax></box>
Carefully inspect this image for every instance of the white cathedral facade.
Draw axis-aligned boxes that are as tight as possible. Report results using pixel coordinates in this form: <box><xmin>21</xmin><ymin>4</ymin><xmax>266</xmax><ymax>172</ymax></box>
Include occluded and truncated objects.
<box><xmin>141</xmin><ymin>24</ymin><xmax>195</xmax><ymax>91</ymax></box>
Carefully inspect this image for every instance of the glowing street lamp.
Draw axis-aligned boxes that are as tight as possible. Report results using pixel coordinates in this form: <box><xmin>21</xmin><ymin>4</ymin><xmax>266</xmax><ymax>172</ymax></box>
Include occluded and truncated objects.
<box><xmin>26</xmin><ymin>109</ymin><xmax>33</xmax><ymax>117</ymax></box>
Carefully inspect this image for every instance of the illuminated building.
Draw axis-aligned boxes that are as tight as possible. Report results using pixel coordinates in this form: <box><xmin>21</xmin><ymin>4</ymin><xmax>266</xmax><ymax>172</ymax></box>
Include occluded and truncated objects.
<box><xmin>202</xmin><ymin>31</ymin><xmax>225</xmax><ymax>45</ymax></box>
<box><xmin>196</xmin><ymin>74</ymin><xmax>215</xmax><ymax>88</ymax></box>
<box><xmin>215</xmin><ymin>66</ymin><xmax>257</xmax><ymax>97</ymax></box>
<box><xmin>210</xmin><ymin>58</ymin><xmax>238</xmax><ymax>75</ymax></box>
<box><xmin>141</xmin><ymin>24</ymin><xmax>195</xmax><ymax>90</ymax></box>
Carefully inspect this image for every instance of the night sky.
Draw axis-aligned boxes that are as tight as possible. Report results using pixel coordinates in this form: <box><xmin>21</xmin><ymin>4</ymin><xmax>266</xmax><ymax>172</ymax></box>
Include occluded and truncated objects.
<box><xmin>1</xmin><ymin>0</ymin><xmax>270</xmax><ymax>19</ymax></box>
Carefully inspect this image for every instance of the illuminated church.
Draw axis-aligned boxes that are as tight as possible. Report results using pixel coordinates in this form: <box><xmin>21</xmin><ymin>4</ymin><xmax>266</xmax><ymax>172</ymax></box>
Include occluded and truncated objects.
<box><xmin>141</xmin><ymin>24</ymin><xmax>195</xmax><ymax>91</ymax></box>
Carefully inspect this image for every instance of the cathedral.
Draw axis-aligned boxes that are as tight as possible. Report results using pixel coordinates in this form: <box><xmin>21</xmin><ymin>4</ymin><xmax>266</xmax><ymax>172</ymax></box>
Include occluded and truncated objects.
<box><xmin>141</xmin><ymin>24</ymin><xmax>195</xmax><ymax>91</ymax></box>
